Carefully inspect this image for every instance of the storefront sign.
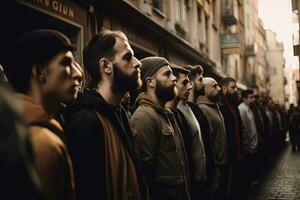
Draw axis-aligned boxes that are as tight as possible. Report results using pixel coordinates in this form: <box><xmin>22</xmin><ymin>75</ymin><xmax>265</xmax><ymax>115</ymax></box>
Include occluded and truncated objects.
<box><xmin>14</xmin><ymin>0</ymin><xmax>85</xmax><ymax>23</ymax></box>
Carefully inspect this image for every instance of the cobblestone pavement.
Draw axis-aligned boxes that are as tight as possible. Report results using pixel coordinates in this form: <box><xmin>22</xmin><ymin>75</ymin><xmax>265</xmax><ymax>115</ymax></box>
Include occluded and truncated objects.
<box><xmin>248</xmin><ymin>144</ymin><xmax>300</xmax><ymax>200</ymax></box>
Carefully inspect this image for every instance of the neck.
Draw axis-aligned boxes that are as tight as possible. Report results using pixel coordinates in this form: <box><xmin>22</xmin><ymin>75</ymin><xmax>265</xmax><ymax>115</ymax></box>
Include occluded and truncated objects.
<box><xmin>188</xmin><ymin>90</ymin><xmax>196</xmax><ymax>103</ymax></box>
<box><xmin>181</xmin><ymin>99</ymin><xmax>187</xmax><ymax>105</ymax></box>
<box><xmin>166</xmin><ymin>97</ymin><xmax>180</xmax><ymax>110</ymax></box>
<box><xmin>96</xmin><ymin>82</ymin><xmax>124</xmax><ymax>107</ymax></box>
<box><xmin>28</xmin><ymin>81</ymin><xmax>59</xmax><ymax>115</ymax></box>
<box><xmin>243</xmin><ymin>101</ymin><xmax>250</xmax><ymax>106</ymax></box>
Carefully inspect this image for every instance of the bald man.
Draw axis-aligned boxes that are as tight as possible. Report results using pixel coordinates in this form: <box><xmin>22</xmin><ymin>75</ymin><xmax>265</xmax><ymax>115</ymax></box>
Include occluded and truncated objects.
<box><xmin>197</xmin><ymin>77</ymin><xmax>230</xmax><ymax>200</ymax></box>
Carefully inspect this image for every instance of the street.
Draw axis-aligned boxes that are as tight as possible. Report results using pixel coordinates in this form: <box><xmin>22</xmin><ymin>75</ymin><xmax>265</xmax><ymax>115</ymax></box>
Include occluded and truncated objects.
<box><xmin>247</xmin><ymin>144</ymin><xmax>300</xmax><ymax>200</ymax></box>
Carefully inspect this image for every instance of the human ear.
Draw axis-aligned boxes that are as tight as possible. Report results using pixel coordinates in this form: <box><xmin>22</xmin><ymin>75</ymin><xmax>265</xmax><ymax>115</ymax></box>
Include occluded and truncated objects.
<box><xmin>99</xmin><ymin>58</ymin><xmax>112</xmax><ymax>75</ymax></box>
<box><xmin>32</xmin><ymin>63</ymin><xmax>46</xmax><ymax>83</ymax></box>
<box><xmin>146</xmin><ymin>77</ymin><xmax>155</xmax><ymax>88</ymax></box>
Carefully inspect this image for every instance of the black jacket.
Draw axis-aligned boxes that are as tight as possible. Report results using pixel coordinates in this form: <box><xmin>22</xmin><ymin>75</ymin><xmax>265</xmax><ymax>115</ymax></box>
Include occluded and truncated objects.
<box><xmin>218</xmin><ymin>97</ymin><xmax>244</xmax><ymax>163</ymax></box>
<box><xmin>64</xmin><ymin>89</ymin><xmax>147</xmax><ymax>199</ymax></box>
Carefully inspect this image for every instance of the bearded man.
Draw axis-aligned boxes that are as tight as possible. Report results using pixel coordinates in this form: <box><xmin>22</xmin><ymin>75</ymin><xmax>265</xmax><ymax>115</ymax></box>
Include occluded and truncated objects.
<box><xmin>64</xmin><ymin>30</ymin><xmax>148</xmax><ymax>200</ymax></box>
<box><xmin>130</xmin><ymin>57</ymin><xmax>191</xmax><ymax>200</ymax></box>
<box><xmin>219</xmin><ymin>77</ymin><xmax>245</xmax><ymax>199</ymax></box>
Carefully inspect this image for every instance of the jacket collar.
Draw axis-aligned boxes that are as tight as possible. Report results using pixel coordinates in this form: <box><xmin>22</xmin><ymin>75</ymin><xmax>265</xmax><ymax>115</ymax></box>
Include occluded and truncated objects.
<box><xmin>136</xmin><ymin>92</ymin><xmax>169</xmax><ymax>114</ymax></box>
<box><xmin>198</xmin><ymin>96</ymin><xmax>218</xmax><ymax>106</ymax></box>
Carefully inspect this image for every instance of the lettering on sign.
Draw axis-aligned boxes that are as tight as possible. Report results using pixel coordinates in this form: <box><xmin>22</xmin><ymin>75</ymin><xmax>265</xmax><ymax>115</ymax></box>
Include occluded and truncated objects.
<box><xmin>30</xmin><ymin>0</ymin><xmax>74</xmax><ymax>18</ymax></box>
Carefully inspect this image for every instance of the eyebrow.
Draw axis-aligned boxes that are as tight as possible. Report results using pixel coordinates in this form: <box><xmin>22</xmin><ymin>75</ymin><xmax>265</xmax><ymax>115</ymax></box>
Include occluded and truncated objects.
<box><xmin>163</xmin><ymin>69</ymin><xmax>172</xmax><ymax>75</ymax></box>
<box><xmin>60</xmin><ymin>56</ymin><xmax>72</xmax><ymax>65</ymax></box>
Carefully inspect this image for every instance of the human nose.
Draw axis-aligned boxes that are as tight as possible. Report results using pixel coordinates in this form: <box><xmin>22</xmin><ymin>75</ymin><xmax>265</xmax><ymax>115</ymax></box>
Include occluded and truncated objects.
<box><xmin>187</xmin><ymin>82</ymin><xmax>192</xmax><ymax>90</ymax></box>
<box><xmin>171</xmin><ymin>74</ymin><xmax>177</xmax><ymax>83</ymax></box>
<box><xmin>133</xmin><ymin>57</ymin><xmax>141</xmax><ymax>69</ymax></box>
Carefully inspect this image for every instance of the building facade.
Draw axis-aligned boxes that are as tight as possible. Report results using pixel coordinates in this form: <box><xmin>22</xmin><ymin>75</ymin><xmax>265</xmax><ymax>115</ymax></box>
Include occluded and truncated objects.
<box><xmin>292</xmin><ymin>0</ymin><xmax>300</xmax><ymax>105</ymax></box>
<box><xmin>0</xmin><ymin>0</ymin><xmax>280</xmax><ymax>97</ymax></box>
<box><xmin>266</xmin><ymin>30</ymin><xmax>286</xmax><ymax>104</ymax></box>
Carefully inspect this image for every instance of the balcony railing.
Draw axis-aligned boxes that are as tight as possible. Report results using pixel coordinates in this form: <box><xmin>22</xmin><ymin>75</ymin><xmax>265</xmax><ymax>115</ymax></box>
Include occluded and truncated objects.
<box><xmin>220</xmin><ymin>33</ymin><xmax>239</xmax><ymax>48</ymax></box>
<box><xmin>222</xmin><ymin>0</ymin><xmax>238</xmax><ymax>25</ymax></box>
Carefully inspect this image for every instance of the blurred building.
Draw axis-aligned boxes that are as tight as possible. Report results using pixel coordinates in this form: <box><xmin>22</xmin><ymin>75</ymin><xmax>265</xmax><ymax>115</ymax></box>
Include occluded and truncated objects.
<box><xmin>0</xmin><ymin>0</ymin><xmax>230</xmax><ymax>80</ymax></box>
<box><xmin>266</xmin><ymin>30</ymin><xmax>286</xmax><ymax>105</ymax></box>
<box><xmin>220</xmin><ymin>0</ymin><xmax>246</xmax><ymax>87</ymax></box>
<box><xmin>285</xmin><ymin>67</ymin><xmax>299</xmax><ymax>107</ymax></box>
<box><xmin>255</xmin><ymin>19</ymin><xmax>268</xmax><ymax>95</ymax></box>
<box><xmin>291</xmin><ymin>0</ymin><xmax>300</xmax><ymax>105</ymax></box>
<box><xmin>0</xmin><ymin>0</ymin><xmax>278</xmax><ymax>94</ymax></box>
<box><xmin>243</xmin><ymin>0</ymin><xmax>258</xmax><ymax>87</ymax></box>
<box><xmin>102</xmin><ymin>0</ymin><xmax>224</xmax><ymax>79</ymax></box>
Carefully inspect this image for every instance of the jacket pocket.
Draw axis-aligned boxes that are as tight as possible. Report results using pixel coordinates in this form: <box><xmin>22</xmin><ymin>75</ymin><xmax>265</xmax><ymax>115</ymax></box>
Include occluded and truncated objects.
<box><xmin>161</xmin><ymin>126</ymin><xmax>176</xmax><ymax>151</ymax></box>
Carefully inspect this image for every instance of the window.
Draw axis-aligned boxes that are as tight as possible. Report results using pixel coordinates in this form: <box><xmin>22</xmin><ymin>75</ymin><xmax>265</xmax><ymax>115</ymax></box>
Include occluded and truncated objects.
<box><xmin>185</xmin><ymin>0</ymin><xmax>192</xmax><ymax>9</ymax></box>
<box><xmin>205</xmin><ymin>15</ymin><xmax>209</xmax><ymax>52</ymax></box>
<box><xmin>212</xmin><ymin>0</ymin><xmax>217</xmax><ymax>26</ymax></box>
<box><xmin>198</xmin><ymin>6</ymin><xmax>202</xmax><ymax>23</ymax></box>
<box><xmin>153</xmin><ymin>0</ymin><xmax>164</xmax><ymax>12</ymax></box>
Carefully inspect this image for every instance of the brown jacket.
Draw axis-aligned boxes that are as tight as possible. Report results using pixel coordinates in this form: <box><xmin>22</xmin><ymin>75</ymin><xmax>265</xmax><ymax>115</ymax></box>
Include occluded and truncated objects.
<box><xmin>198</xmin><ymin>96</ymin><xmax>228</xmax><ymax>165</ymax></box>
<box><xmin>18</xmin><ymin>94</ymin><xmax>75</xmax><ymax>200</ymax></box>
<box><xmin>130</xmin><ymin>93</ymin><xmax>190</xmax><ymax>199</ymax></box>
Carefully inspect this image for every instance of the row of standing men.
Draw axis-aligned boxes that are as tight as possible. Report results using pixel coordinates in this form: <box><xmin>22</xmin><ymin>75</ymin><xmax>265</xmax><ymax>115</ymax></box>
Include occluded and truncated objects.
<box><xmin>0</xmin><ymin>29</ymin><xmax>288</xmax><ymax>200</ymax></box>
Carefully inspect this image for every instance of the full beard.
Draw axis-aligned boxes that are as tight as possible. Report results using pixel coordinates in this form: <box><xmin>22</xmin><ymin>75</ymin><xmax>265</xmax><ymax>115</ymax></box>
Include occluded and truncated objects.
<box><xmin>112</xmin><ymin>63</ymin><xmax>142</xmax><ymax>93</ymax></box>
<box><xmin>155</xmin><ymin>80</ymin><xmax>176</xmax><ymax>102</ymax></box>
<box><xmin>226</xmin><ymin>93</ymin><xmax>239</xmax><ymax>106</ymax></box>
<box><xmin>194</xmin><ymin>86</ymin><xmax>205</xmax><ymax>97</ymax></box>
<box><xmin>208</xmin><ymin>92</ymin><xmax>220</xmax><ymax>102</ymax></box>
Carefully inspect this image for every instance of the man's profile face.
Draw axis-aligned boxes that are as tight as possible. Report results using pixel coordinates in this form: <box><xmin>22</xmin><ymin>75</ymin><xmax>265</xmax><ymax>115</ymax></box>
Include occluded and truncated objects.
<box><xmin>42</xmin><ymin>50</ymin><xmax>76</xmax><ymax>103</ymax></box>
<box><xmin>222</xmin><ymin>81</ymin><xmax>239</xmax><ymax>105</ymax></box>
<box><xmin>192</xmin><ymin>73</ymin><xmax>205</xmax><ymax>96</ymax></box>
<box><xmin>111</xmin><ymin>38</ymin><xmax>142</xmax><ymax>93</ymax></box>
<box><xmin>176</xmin><ymin>73</ymin><xmax>192</xmax><ymax>101</ymax></box>
<box><xmin>205</xmin><ymin>78</ymin><xmax>221</xmax><ymax>102</ymax></box>
<box><xmin>154</xmin><ymin>65</ymin><xmax>177</xmax><ymax>102</ymax></box>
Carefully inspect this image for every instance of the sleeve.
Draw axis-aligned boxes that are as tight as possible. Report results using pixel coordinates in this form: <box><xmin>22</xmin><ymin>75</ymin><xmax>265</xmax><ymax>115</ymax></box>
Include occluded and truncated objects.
<box><xmin>130</xmin><ymin>110</ymin><xmax>158</xmax><ymax>190</ymax></box>
<box><xmin>238</xmin><ymin>107</ymin><xmax>250</xmax><ymax>154</ymax></box>
<box><xmin>64</xmin><ymin>110</ymin><xmax>105</xmax><ymax>200</ymax></box>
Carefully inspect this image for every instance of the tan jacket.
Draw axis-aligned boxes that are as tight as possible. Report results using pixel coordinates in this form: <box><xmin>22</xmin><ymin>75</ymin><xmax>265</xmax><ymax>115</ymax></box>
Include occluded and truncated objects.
<box><xmin>18</xmin><ymin>94</ymin><xmax>75</xmax><ymax>200</ymax></box>
<box><xmin>130</xmin><ymin>93</ymin><xmax>190</xmax><ymax>197</ymax></box>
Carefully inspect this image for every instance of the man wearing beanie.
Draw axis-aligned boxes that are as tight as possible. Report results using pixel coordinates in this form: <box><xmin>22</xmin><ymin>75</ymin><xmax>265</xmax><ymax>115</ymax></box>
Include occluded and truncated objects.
<box><xmin>130</xmin><ymin>57</ymin><xmax>191</xmax><ymax>200</ymax></box>
<box><xmin>5</xmin><ymin>29</ymin><xmax>76</xmax><ymax>200</ymax></box>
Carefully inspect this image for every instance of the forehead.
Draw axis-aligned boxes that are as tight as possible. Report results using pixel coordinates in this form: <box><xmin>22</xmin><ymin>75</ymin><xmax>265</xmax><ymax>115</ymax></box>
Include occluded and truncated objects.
<box><xmin>53</xmin><ymin>51</ymin><xmax>74</xmax><ymax>62</ymax></box>
<box><xmin>178</xmin><ymin>73</ymin><xmax>189</xmax><ymax>82</ymax></box>
<box><xmin>114</xmin><ymin>38</ymin><xmax>133</xmax><ymax>54</ymax></box>
<box><xmin>228</xmin><ymin>81</ymin><xmax>237</xmax><ymax>87</ymax></box>
<box><xmin>205</xmin><ymin>79</ymin><xmax>216</xmax><ymax>87</ymax></box>
<box><xmin>155</xmin><ymin>65</ymin><xmax>172</xmax><ymax>75</ymax></box>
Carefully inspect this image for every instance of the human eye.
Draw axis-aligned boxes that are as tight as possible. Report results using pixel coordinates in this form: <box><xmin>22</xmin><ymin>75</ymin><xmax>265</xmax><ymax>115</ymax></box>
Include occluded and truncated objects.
<box><xmin>60</xmin><ymin>57</ymin><xmax>72</xmax><ymax>67</ymax></box>
<box><xmin>123</xmin><ymin>52</ymin><xmax>133</xmax><ymax>62</ymax></box>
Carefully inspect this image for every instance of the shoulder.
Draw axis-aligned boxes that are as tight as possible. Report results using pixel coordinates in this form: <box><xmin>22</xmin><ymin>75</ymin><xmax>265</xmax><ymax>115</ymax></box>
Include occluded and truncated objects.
<box><xmin>131</xmin><ymin>105</ymin><xmax>157</xmax><ymax>121</ymax></box>
<box><xmin>29</xmin><ymin>126</ymin><xmax>66</xmax><ymax>155</ymax></box>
